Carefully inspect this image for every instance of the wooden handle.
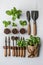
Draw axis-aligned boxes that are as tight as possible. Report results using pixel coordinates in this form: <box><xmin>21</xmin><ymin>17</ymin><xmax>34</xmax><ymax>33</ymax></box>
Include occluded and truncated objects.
<box><xmin>7</xmin><ymin>48</ymin><xmax>10</xmax><ymax>56</ymax></box>
<box><xmin>12</xmin><ymin>49</ymin><xmax>15</xmax><ymax>56</ymax></box>
<box><xmin>33</xmin><ymin>22</ymin><xmax>37</xmax><ymax>35</ymax></box>
<box><xmin>18</xmin><ymin>47</ymin><xmax>20</xmax><ymax>56</ymax></box>
<box><xmin>20</xmin><ymin>48</ymin><xmax>23</xmax><ymax>57</ymax></box>
<box><xmin>23</xmin><ymin>48</ymin><xmax>25</xmax><ymax>57</ymax></box>
<box><xmin>14</xmin><ymin>47</ymin><xmax>18</xmax><ymax>56</ymax></box>
<box><xmin>16</xmin><ymin>47</ymin><xmax>18</xmax><ymax>57</ymax></box>
<box><xmin>28</xmin><ymin>23</ymin><xmax>31</xmax><ymax>35</ymax></box>
<box><xmin>4</xmin><ymin>49</ymin><xmax>7</xmax><ymax>57</ymax></box>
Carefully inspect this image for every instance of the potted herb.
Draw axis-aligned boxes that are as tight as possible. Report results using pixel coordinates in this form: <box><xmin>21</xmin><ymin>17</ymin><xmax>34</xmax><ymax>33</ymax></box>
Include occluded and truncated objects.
<box><xmin>6</xmin><ymin>7</ymin><xmax>22</xmax><ymax>21</ymax></box>
<box><xmin>17</xmin><ymin>38</ymin><xmax>26</xmax><ymax>57</ymax></box>
<box><xmin>19</xmin><ymin>20</ymin><xmax>27</xmax><ymax>34</ymax></box>
<box><xmin>12</xmin><ymin>22</ymin><xmax>19</xmax><ymax>34</ymax></box>
<box><xmin>26</xmin><ymin>35</ymin><xmax>40</xmax><ymax>57</ymax></box>
<box><xmin>3</xmin><ymin>20</ymin><xmax>11</xmax><ymax>34</ymax></box>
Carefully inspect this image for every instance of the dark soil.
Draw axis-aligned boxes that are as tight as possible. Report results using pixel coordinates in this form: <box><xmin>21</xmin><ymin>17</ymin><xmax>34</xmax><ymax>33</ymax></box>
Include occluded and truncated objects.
<box><xmin>12</xmin><ymin>28</ymin><xmax>19</xmax><ymax>34</ymax></box>
<box><xmin>4</xmin><ymin>28</ymin><xmax>11</xmax><ymax>34</ymax></box>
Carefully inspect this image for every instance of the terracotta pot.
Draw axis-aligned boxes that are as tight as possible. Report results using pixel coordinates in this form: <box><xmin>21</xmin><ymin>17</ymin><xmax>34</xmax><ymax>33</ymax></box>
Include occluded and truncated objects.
<box><xmin>27</xmin><ymin>45</ymin><xmax>40</xmax><ymax>58</ymax></box>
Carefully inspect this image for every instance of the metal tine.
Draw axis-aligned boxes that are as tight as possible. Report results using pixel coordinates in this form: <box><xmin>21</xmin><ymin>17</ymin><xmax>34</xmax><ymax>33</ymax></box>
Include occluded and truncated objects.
<box><xmin>8</xmin><ymin>37</ymin><xmax>10</xmax><ymax>46</ymax></box>
<box><xmin>21</xmin><ymin>37</ymin><xmax>22</xmax><ymax>40</ymax></box>
<box><xmin>33</xmin><ymin>12</ymin><xmax>36</xmax><ymax>22</ymax></box>
<box><xmin>23</xmin><ymin>37</ymin><xmax>24</xmax><ymax>40</ymax></box>
<box><xmin>4</xmin><ymin>36</ymin><xmax>7</xmax><ymax>57</ymax></box>
<box><xmin>7</xmin><ymin>36</ymin><xmax>11</xmax><ymax>56</ymax></box>
<box><xmin>5</xmin><ymin>36</ymin><xmax>7</xmax><ymax>45</ymax></box>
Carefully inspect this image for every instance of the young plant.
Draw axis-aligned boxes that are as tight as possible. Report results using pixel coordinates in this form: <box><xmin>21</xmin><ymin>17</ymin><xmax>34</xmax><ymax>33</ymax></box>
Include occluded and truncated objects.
<box><xmin>19</xmin><ymin>20</ymin><xmax>27</xmax><ymax>26</ymax></box>
<box><xmin>3</xmin><ymin>20</ymin><xmax>11</xmax><ymax>27</ymax></box>
<box><xmin>6</xmin><ymin>7</ymin><xmax>22</xmax><ymax>21</ymax></box>
<box><xmin>17</xmin><ymin>38</ymin><xmax>27</xmax><ymax>47</ymax></box>
<box><xmin>26</xmin><ymin>35</ymin><xmax>40</xmax><ymax>46</ymax></box>
<box><xmin>12</xmin><ymin>22</ymin><xmax>17</xmax><ymax>27</ymax></box>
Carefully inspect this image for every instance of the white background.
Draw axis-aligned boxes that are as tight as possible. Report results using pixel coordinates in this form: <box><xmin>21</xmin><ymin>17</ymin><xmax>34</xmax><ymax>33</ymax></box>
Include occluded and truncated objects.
<box><xmin>0</xmin><ymin>0</ymin><xmax>43</xmax><ymax>65</ymax></box>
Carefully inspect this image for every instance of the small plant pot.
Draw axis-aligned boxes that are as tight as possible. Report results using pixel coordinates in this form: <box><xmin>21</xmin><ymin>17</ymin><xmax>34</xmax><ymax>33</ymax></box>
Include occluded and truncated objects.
<box><xmin>4</xmin><ymin>28</ymin><xmax>11</xmax><ymax>34</ymax></box>
<box><xmin>20</xmin><ymin>28</ymin><xmax>26</xmax><ymax>34</ymax></box>
<box><xmin>27</xmin><ymin>45</ymin><xmax>40</xmax><ymax>58</ymax></box>
<box><xmin>12</xmin><ymin>28</ymin><xmax>19</xmax><ymax>34</ymax></box>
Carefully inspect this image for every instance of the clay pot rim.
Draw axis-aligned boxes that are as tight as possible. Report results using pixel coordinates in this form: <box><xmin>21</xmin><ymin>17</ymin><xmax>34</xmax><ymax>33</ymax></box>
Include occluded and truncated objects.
<box><xmin>4</xmin><ymin>28</ymin><xmax>11</xmax><ymax>34</ymax></box>
<box><xmin>12</xmin><ymin>28</ymin><xmax>19</xmax><ymax>34</ymax></box>
<box><xmin>20</xmin><ymin>28</ymin><xmax>27</xmax><ymax>34</ymax></box>
<box><xmin>12</xmin><ymin>28</ymin><xmax>19</xmax><ymax>31</ymax></box>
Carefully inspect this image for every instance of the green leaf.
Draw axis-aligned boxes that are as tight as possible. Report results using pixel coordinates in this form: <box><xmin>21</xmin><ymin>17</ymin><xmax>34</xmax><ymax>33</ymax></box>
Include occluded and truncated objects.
<box><xmin>12</xmin><ymin>22</ymin><xmax>17</xmax><ymax>27</ymax></box>
<box><xmin>6</xmin><ymin>10</ymin><xmax>12</xmax><ymax>15</ymax></box>
<box><xmin>8</xmin><ymin>21</ymin><xmax>11</xmax><ymax>25</ymax></box>
<box><xmin>26</xmin><ymin>35</ymin><xmax>40</xmax><ymax>46</ymax></box>
<box><xmin>6</xmin><ymin>7</ymin><xmax>22</xmax><ymax>21</ymax></box>
<box><xmin>3</xmin><ymin>20</ymin><xmax>11</xmax><ymax>27</ymax></box>
<box><xmin>19</xmin><ymin>20</ymin><xmax>27</xmax><ymax>26</ymax></box>
<box><xmin>12</xmin><ymin>14</ymin><xmax>17</xmax><ymax>21</ymax></box>
<box><xmin>17</xmin><ymin>39</ymin><xmax>27</xmax><ymax>47</ymax></box>
<box><xmin>17</xmin><ymin>10</ymin><xmax>22</xmax><ymax>19</ymax></box>
<box><xmin>13</xmin><ymin>7</ymin><xmax>17</xmax><ymax>11</ymax></box>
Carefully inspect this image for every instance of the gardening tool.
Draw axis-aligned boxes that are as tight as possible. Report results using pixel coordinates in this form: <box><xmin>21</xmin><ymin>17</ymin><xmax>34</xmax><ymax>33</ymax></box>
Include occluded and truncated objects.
<box><xmin>31</xmin><ymin>11</ymin><xmax>39</xmax><ymax>35</ymax></box>
<box><xmin>11</xmin><ymin>36</ymin><xmax>15</xmax><ymax>56</ymax></box>
<box><xmin>20</xmin><ymin>37</ymin><xmax>23</xmax><ymax>57</ymax></box>
<box><xmin>18</xmin><ymin>47</ymin><xmax>20</xmax><ymax>56</ymax></box>
<box><xmin>22</xmin><ymin>37</ymin><xmax>26</xmax><ymax>57</ymax></box>
<box><xmin>4</xmin><ymin>36</ymin><xmax>7</xmax><ymax>57</ymax></box>
<box><xmin>14</xmin><ymin>37</ymin><xmax>19</xmax><ymax>57</ymax></box>
<box><xmin>26</xmin><ymin>11</ymin><xmax>31</xmax><ymax>35</ymax></box>
<box><xmin>7</xmin><ymin>37</ymin><xmax>11</xmax><ymax>56</ymax></box>
<box><xmin>11</xmin><ymin>36</ymin><xmax>19</xmax><ymax>56</ymax></box>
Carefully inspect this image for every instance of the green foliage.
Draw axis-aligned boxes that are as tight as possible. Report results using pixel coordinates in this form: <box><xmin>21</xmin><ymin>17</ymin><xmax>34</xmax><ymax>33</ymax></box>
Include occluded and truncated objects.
<box><xmin>3</xmin><ymin>20</ymin><xmax>11</xmax><ymax>27</ymax></box>
<box><xmin>19</xmin><ymin>20</ymin><xmax>27</xmax><ymax>26</ymax></box>
<box><xmin>12</xmin><ymin>22</ymin><xmax>17</xmax><ymax>27</ymax></box>
<box><xmin>6</xmin><ymin>10</ymin><xmax>12</xmax><ymax>15</ymax></box>
<box><xmin>17</xmin><ymin>38</ymin><xmax>27</xmax><ymax>47</ymax></box>
<box><xmin>26</xmin><ymin>35</ymin><xmax>40</xmax><ymax>46</ymax></box>
<box><xmin>6</xmin><ymin>7</ymin><xmax>22</xmax><ymax>21</ymax></box>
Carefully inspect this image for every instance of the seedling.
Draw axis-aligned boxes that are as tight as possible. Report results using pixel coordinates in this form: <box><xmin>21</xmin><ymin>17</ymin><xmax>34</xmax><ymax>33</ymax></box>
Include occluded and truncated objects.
<box><xmin>19</xmin><ymin>20</ymin><xmax>27</xmax><ymax>26</ymax></box>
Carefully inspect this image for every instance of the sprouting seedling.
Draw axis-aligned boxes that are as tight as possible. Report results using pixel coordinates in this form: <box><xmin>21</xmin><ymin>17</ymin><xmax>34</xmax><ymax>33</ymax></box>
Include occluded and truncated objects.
<box><xmin>6</xmin><ymin>7</ymin><xmax>22</xmax><ymax>21</ymax></box>
<box><xmin>19</xmin><ymin>20</ymin><xmax>27</xmax><ymax>26</ymax></box>
<box><xmin>3</xmin><ymin>20</ymin><xmax>11</xmax><ymax>27</ymax></box>
<box><xmin>12</xmin><ymin>22</ymin><xmax>17</xmax><ymax>27</ymax></box>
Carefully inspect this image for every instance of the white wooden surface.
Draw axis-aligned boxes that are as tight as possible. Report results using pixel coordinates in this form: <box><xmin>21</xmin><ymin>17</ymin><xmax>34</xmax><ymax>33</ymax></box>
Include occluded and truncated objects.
<box><xmin>0</xmin><ymin>0</ymin><xmax>43</xmax><ymax>65</ymax></box>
